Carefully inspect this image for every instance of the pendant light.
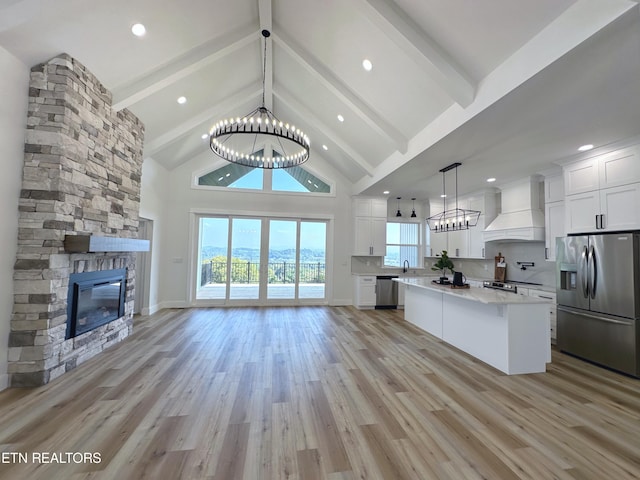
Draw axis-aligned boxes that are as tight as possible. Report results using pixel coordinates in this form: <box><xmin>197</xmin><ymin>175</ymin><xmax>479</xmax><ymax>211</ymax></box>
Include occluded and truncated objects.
<box><xmin>410</xmin><ymin>198</ymin><xmax>417</xmax><ymax>218</ymax></box>
<box><xmin>395</xmin><ymin>197</ymin><xmax>402</xmax><ymax>217</ymax></box>
<box><xmin>426</xmin><ymin>163</ymin><xmax>480</xmax><ymax>232</ymax></box>
<box><xmin>209</xmin><ymin>30</ymin><xmax>310</xmax><ymax>168</ymax></box>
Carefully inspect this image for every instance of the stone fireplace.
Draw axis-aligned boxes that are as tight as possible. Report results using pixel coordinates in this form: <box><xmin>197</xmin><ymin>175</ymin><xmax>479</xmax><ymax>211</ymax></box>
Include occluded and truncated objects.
<box><xmin>9</xmin><ymin>54</ymin><xmax>145</xmax><ymax>387</ymax></box>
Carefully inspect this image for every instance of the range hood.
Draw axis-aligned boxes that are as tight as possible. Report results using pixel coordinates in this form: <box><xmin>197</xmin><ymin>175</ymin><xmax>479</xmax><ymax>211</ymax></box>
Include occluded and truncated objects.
<box><xmin>484</xmin><ymin>177</ymin><xmax>545</xmax><ymax>242</ymax></box>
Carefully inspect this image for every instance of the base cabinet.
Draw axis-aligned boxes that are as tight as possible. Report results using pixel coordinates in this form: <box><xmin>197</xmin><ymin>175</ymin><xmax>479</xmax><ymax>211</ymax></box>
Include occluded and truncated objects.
<box><xmin>353</xmin><ymin>275</ymin><xmax>376</xmax><ymax>309</ymax></box>
<box><xmin>528</xmin><ymin>289</ymin><xmax>557</xmax><ymax>345</ymax></box>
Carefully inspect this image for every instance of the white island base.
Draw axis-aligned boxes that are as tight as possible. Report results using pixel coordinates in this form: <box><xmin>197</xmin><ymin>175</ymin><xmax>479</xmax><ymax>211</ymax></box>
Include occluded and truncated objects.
<box><xmin>401</xmin><ymin>280</ymin><xmax>551</xmax><ymax>375</ymax></box>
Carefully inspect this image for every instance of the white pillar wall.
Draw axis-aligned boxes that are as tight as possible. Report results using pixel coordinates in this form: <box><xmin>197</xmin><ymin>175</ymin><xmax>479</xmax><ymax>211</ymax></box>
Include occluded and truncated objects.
<box><xmin>0</xmin><ymin>47</ymin><xmax>29</xmax><ymax>391</ymax></box>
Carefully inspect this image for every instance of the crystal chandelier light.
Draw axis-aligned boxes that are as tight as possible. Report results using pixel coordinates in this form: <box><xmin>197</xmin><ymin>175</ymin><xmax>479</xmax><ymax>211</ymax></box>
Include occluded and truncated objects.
<box><xmin>426</xmin><ymin>162</ymin><xmax>481</xmax><ymax>232</ymax></box>
<box><xmin>209</xmin><ymin>30</ymin><xmax>310</xmax><ymax>168</ymax></box>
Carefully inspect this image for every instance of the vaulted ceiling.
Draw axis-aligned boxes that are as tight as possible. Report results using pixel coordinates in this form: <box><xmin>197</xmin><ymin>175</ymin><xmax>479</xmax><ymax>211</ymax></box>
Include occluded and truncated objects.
<box><xmin>1</xmin><ymin>0</ymin><xmax>639</xmax><ymax>199</ymax></box>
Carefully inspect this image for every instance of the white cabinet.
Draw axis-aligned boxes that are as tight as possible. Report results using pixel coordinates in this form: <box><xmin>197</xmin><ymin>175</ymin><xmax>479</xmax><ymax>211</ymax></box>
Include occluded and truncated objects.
<box><xmin>354</xmin><ymin>197</ymin><xmax>387</xmax><ymax>217</ymax></box>
<box><xmin>468</xmin><ymin>215</ymin><xmax>496</xmax><ymax>259</ymax></box>
<box><xmin>544</xmin><ymin>174</ymin><xmax>565</xmax><ymax>261</ymax></box>
<box><xmin>353</xmin><ymin>275</ymin><xmax>376</xmax><ymax>308</ymax></box>
<box><xmin>564</xmin><ymin>146</ymin><xmax>640</xmax><ymax>195</ymax></box>
<box><xmin>353</xmin><ymin>197</ymin><xmax>387</xmax><ymax>255</ymax></box>
<box><xmin>565</xmin><ymin>183</ymin><xmax>640</xmax><ymax>233</ymax></box>
<box><xmin>564</xmin><ymin>146</ymin><xmax>640</xmax><ymax>233</ymax></box>
<box><xmin>528</xmin><ymin>289</ymin><xmax>557</xmax><ymax>345</ymax></box>
<box><xmin>354</xmin><ymin>217</ymin><xmax>386</xmax><ymax>256</ymax></box>
<box><xmin>448</xmin><ymin>228</ymin><xmax>468</xmax><ymax>259</ymax></box>
<box><xmin>545</xmin><ymin>173</ymin><xmax>565</xmax><ymax>203</ymax></box>
<box><xmin>545</xmin><ymin>201</ymin><xmax>565</xmax><ymax>261</ymax></box>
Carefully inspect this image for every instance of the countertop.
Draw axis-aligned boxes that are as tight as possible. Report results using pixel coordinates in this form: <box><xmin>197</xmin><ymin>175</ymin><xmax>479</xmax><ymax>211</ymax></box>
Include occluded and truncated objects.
<box><xmin>353</xmin><ymin>272</ymin><xmax>556</xmax><ymax>293</ymax></box>
<box><xmin>394</xmin><ymin>277</ymin><xmax>552</xmax><ymax>305</ymax></box>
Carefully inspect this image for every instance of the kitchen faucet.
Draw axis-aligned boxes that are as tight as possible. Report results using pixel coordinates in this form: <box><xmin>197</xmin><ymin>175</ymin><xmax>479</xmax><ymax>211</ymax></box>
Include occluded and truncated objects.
<box><xmin>403</xmin><ymin>260</ymin><xmax>410</xmax><ymax>273</ymax></box>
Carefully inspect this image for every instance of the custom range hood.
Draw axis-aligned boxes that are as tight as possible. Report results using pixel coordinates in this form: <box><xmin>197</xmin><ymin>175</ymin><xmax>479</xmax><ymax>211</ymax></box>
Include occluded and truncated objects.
<box><xmin>484</xmin><ymin>177</ymin><xmax>545</xmax><ymax>242</ymax></box>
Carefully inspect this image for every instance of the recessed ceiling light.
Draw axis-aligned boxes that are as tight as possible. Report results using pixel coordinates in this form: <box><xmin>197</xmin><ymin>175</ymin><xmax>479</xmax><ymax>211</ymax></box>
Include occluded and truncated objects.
<box><xmin>383</xmin><ymin>190</ymin><xmax>390</xmax><ymax>195</ymax></box>
<box><xmin>440</xmin><ymin>194</ymin><xmax>447</xmax><ymax>198</ymax></box>
<box><xmin>322</xmin><ymin>144</ymin><xmax>328</xmax><ymax>150</ymax></box>
<box><xmin>177</xmin><ymin>96</ymin><xmax>187</xmax><ymax>104</ymax></box>
<box><xmin>362</xmin><ymin>59</ymin><xmax>373</xmax><ymax>71</ymax></box>
<box><xmin>131</xmin><ymin>23</ymin><xmax>146</xmax><ymax>37</ymax></box>
<box><xmin>486</xmin><ymin>177</ymin><xmax>496</xmax><ymax>183</ymax></box>
<box><xmin>201</xmin><ymin>133</ymin><xmax>208</xmax><ymax>140</ymax></box>
<box><xmin>578</xmin><ymin>144</ymin><xmax>594</xmax><ymax>152</ymax></box>
<box><xmin>337</xmin><ymin>114</ymin><xmax>344</xmax><ymax>122</ymax></box>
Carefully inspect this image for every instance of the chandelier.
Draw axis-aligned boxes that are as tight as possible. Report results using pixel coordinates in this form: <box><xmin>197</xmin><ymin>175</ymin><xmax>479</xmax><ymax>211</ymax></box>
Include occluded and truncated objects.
<box><xmin>209</xmin><ymin>29</ymin><xmax>310</xmax><ymax>168</ymax></box>
<box><xmin>426</xmin><ymin>162</ymin><xmax>480</xmax><ymax>232</ymax></box>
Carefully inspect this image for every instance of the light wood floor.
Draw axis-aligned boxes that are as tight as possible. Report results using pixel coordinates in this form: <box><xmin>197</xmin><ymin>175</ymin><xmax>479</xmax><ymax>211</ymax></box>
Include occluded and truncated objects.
<box><xmin>0</xmin><ymin>306</ymin><xmax>639</xmax><ymax>480</ymax></box>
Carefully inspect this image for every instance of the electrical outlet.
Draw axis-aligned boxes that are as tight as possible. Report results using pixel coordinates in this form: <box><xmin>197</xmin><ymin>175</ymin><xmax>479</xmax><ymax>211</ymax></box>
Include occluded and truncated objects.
<box><xmin>484</xmin><ymin>264</ymin><xmax>488</xmax><ymax>271</ymax></box>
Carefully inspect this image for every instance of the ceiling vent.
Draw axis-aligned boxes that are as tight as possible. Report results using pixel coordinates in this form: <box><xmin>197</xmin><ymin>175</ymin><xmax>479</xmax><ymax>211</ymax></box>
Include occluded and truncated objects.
<box><xmin>484</xmin><ymin>177</ymin><xmax>545</xmax><ymax>242</ymax></box>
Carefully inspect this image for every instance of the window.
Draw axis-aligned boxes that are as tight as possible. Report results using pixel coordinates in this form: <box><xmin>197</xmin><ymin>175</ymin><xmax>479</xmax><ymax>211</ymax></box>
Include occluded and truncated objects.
<box><xmin>197</xmin><ymin>150</ymin><xmax>331</xmax><ymax>194</ymax></box>
<box><xmin>384</xmin><ymin>222</ymin><xmax>420</xmax><ymax>267</ymax></box>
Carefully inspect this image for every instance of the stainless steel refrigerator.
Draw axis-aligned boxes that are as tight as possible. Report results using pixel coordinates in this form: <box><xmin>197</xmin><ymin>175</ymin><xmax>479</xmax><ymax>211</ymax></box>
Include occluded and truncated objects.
<box><xmin>556</xmin><ymin>233</ymin><xmax>640</xmax><ymax>377</ymax></box>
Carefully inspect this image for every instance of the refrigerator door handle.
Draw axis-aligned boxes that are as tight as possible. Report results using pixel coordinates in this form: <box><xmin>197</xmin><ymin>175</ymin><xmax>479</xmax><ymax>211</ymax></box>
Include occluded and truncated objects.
<box><xmin>557</xmin><ymin>305</ymin><xmax>634</xmax><ymax>326</ymax></box>
<box><xmin>588</xmin><ymin>244</ymin><xmax>597</xmax><ymax>299</ymax></box>
<box><xmin>581</xmin><ymin>245</ymin><xmax>589</xmax><ymax>298</ymax></box>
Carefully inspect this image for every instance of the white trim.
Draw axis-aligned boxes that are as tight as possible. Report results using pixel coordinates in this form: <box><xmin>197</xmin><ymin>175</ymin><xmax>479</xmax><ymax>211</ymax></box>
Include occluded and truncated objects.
<box><xmin>0</xmin><ymin>373</ymin><xmax>8</xmax><ymax>392</ymax></box>
<box><xmin>159</xmin><ymin>301</ymin><xmax>188</xmax><ymax>310</ymax></box>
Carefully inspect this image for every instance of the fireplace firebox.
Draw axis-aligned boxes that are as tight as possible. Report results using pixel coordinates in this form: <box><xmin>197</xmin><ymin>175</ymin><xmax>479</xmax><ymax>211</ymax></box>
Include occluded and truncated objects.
<box><xmin>67</xmin><ymin>269</ymin><xmax>127</xmax><ymax>339</ymax></box>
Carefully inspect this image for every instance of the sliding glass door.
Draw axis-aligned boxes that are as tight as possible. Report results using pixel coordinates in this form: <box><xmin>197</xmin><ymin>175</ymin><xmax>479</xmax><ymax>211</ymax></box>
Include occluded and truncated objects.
<box><xmin>195</xmin><ymin>215</ymin><xmax>327</xmax><ymax>304</ymax></box>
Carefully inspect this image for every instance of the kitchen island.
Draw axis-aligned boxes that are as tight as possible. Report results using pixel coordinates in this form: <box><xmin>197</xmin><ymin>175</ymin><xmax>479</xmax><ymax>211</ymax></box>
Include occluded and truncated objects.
<box><xmin>395</xmin><ymin>278</ymin><xmax>551</xmax><ymax>375</ymax></box>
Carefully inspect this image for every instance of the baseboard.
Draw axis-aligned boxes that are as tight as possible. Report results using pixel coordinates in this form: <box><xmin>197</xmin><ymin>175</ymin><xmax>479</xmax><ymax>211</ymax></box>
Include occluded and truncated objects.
<box><xmin>142</xmin><ymin>303</ymin><xmax>163</xmax><ymax>316</ymax></box>
<box><xmin>159</xmin><ymin>300</ymin><xmax>188</xmax><ymax>310</ymax></box>
<box><xmin>0</xmin><ymin>373</ymin><xmax>9</xmax><ymax>392</ymax></box>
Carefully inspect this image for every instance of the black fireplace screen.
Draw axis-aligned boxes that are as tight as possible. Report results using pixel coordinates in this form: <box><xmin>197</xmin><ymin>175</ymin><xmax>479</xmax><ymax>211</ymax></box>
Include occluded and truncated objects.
<box><xmin>67</xmin><ymin>269</ymin><xmax>127</xmax><ymax>339</ymax></box>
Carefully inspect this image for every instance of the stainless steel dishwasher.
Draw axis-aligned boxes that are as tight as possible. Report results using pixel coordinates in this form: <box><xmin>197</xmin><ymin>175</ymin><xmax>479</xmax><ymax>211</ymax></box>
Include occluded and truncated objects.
<box><xmin>375</xmin><ymin>275</ymin><xmax>398</xmax><ymax>309</ymax></box>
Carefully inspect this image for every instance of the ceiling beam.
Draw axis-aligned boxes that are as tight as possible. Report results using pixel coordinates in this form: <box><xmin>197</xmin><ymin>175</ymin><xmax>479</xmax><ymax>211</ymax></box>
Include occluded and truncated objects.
<box><xmin>258</xmin><ymin>0</ymin><xmax>273</xmax><ymax>110</ymax></box>
<box><xmin>273</xmin><ymin>28</ymin><xmax>408</xmax><ymax>154</ymax></box>
<box><xmin>144</xmin><ymin>84</ymin><xmax>262</xmax><ymax>156</ymax></box>
<box><xmin>275</xmin><ymin>90</ymin><xmax>374</xmax><ymax>177</ymax></box>
<box><xmin>355</xmin><ymin>0</ymin><xmax>476</xmax><ymax>107</ymax></box>
<box><xmin>111</xmin><ymin>23</ymin><xmax>258</xmax><ymax>111</ymax></box>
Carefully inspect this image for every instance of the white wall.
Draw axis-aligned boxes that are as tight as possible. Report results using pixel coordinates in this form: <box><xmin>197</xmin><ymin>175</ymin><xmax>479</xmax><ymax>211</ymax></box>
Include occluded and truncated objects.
<box><xmin>154</xmin><ymin>151</ymin><xmax>354</xmax><ymax>307</ymax></box>
<box><xmin>0</xmin><ymin>47</ymin><xmax>29</xmax><ymax>391</ymax></box>
<box><xmin>139</xmin><ymin>156</ymin><xmax>170</xmax><ymax>314</ymax></box>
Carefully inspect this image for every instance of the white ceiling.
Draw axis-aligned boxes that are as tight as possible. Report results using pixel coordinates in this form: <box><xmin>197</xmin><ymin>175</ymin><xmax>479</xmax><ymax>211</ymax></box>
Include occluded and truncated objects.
<box><xmin>1</xmin><ymin>0</ymin><xmax>639</xmax><ymax>200</ymax></box>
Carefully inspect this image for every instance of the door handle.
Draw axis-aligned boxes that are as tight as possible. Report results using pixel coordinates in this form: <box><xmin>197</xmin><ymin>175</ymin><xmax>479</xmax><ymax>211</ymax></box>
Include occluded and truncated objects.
<box><xmin>599</xmin><ymin>214</ymin><xmax>605</xmax><ymax>230</ymax></box>
<box><xmin>481</xmin><ymin>247</ymin><xmax>484</xmax><ymax>257</ymax></box>
<box><xmin>545</xmin><ymin>247</ymin><xmax>549</xmax><ymax>260</ymax></box>
<box><xmin>581</xmin><ymin>246</ymin><xmax>589</xmax><ymax>298</ymax></box>
<box><xmin>588</xmin><ymin>245</ymin><xmax>596</xmax><ymax>299</ymax></box>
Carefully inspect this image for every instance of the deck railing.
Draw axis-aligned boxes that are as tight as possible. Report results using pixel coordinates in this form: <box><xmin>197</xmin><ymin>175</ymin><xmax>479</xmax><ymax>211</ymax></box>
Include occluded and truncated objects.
<box><xmin>200</xmin><ymin>261</ymin><xmax>325</xmax><ymax>286</ymax></box>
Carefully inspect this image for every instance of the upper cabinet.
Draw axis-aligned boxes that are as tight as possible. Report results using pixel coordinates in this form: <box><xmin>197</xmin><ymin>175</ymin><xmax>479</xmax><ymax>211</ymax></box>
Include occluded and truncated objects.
<box><xmin>353</xmin><ymin>197</ymin><xmax>387</xmax><ymax>218</ymax></box>
<box><xmin>544</xmin><ymin>174</ymin><xmax>565</xmax><ymax>261</ymax></box>
<box><xmin>564</xmin><ymin>146</ymin><xmax>640</xmax><ymax>195</ymax></box>
<box><xmin>352</xmin><ymin>197</ymin><xmax>387</xmax><ymax>255</ymax></box>
<box><xmin>563</xmin><ymin>146</ymin><xmax>640</xmax><ymax>234</ymax></box>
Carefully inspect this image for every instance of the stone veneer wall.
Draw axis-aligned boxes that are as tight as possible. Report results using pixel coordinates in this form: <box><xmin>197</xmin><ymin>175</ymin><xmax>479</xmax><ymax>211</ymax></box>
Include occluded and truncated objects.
<box><xmin>9</xmin><ymin>54</ymin><xmax>145</xmax><ymax>387</ymax></box>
